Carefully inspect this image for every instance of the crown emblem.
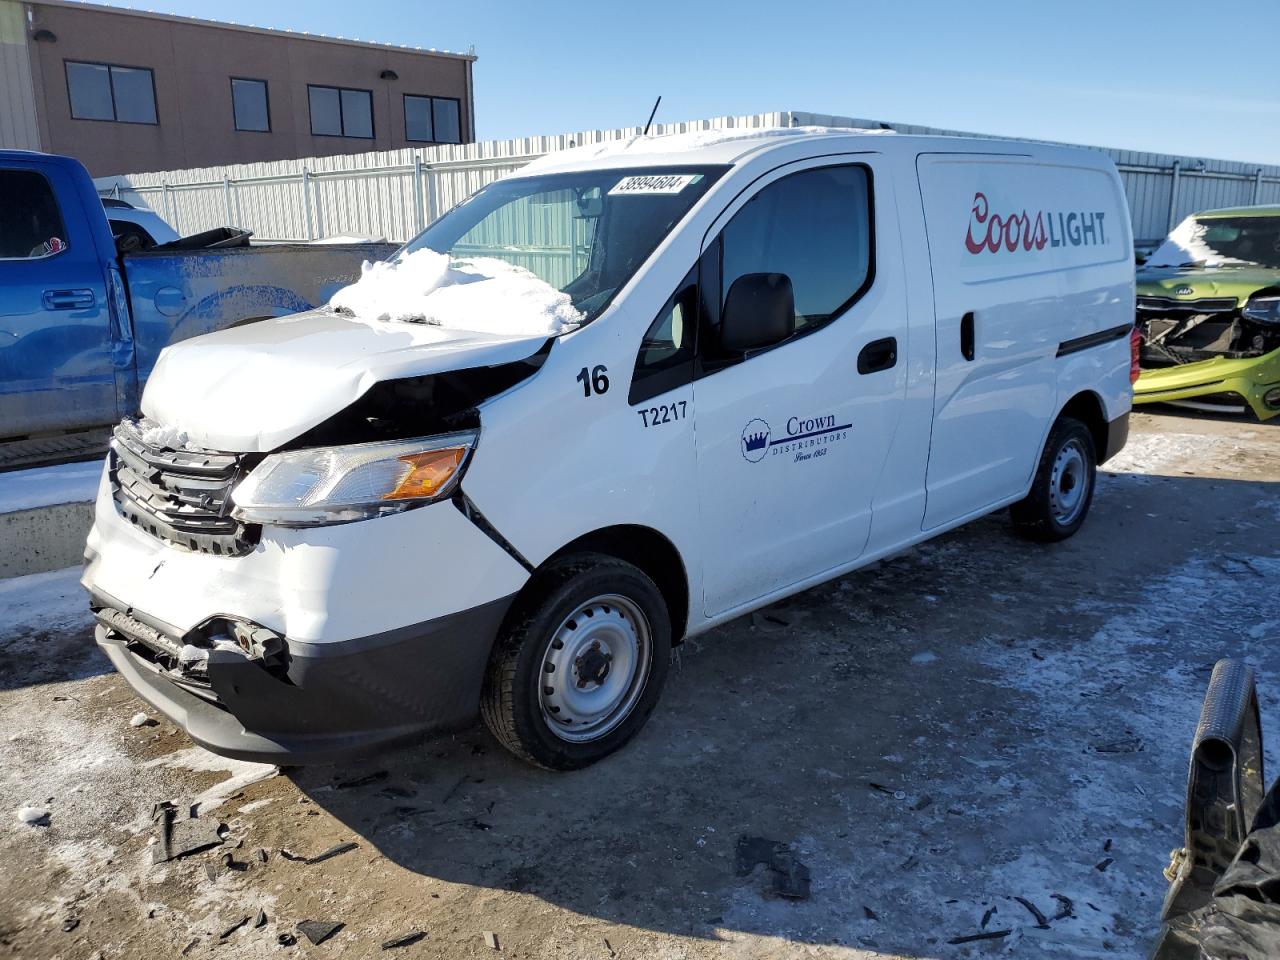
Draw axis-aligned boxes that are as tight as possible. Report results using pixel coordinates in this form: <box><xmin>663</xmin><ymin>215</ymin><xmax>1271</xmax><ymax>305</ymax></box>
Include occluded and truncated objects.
<box><xmin>740</xmin><ymin>419</ymin><xmax>771</xmax><ymax>462</ymax></box>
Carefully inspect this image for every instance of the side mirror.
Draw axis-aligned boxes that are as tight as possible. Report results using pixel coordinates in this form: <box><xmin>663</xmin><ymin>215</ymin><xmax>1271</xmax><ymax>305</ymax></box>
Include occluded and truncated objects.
<box><xmin>721</xmin><ymin>273</ymin><xmax>795</xmax><ymax>353</ymax></box>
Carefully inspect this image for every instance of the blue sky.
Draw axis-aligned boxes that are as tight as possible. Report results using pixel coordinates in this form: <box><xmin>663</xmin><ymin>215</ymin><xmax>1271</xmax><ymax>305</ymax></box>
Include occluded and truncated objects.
<box><xmin>97</xmin><ymin>0</ymin><xmax>1279</xmax><ymax>163</ymax></box>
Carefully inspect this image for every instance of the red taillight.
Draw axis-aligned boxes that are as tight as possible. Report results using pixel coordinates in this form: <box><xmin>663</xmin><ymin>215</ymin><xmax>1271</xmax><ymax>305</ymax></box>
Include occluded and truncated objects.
<box><xmin>1129</xmin><ymin>325</ymin><xmax>1142</xmax><ymax>384</ymax></box>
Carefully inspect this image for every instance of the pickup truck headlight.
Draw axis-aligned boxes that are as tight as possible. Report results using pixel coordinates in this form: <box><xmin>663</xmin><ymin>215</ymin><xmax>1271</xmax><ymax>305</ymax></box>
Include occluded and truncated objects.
<box><xmin>1242</xmin><ymin>295</ymin><xmax>1280</xmax><ymax>324</ymax></box>
<box><xmin>231</xmin><ymin>432</ymin><xmax>476</xmax><ymax>527</ymax></box>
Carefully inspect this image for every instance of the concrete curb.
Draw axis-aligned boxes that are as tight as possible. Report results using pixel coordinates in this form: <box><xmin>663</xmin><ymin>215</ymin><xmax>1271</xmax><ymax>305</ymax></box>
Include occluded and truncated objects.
<box><xmin>1</xmin><ymin>502</ymin><xmax>94</xmax><ymax>579</ymax></box>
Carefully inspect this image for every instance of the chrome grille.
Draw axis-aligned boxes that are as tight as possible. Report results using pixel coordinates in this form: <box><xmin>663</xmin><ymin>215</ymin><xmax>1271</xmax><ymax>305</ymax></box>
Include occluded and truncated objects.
<box><xmin>1136</xmin><ymin>296</ymin><xmax>1238</xmax><ymax>313</ymax></box>
<box><xmin>109</xmin><ymin>419</ymin><xmax>256</xmax><ymax>555</ymax></box>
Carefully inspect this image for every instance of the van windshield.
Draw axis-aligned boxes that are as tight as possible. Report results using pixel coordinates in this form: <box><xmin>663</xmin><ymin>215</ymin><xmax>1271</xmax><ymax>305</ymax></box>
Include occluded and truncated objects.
<box><xmin>401</xmin><ymin>166</ymin><xmax>725</xmax><ymax>322</ymax></box>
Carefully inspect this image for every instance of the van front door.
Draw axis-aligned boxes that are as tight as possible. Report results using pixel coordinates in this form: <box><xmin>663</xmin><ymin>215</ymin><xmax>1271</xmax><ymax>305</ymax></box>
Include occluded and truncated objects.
<box><xmin>693</xmin><ymin>158</ymin><xmax>909</xmax><ymax>619</ymax></box>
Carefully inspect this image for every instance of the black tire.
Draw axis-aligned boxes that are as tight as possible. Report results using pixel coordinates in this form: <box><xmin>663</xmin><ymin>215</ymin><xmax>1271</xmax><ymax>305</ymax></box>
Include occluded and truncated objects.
<box><xmin>480</xmin><ymin>553</ymin><xmax>671</xmax><ymax>770</ymax></box>
<box><xmin>1010</xmin><ymin>416</ymin><xmax>1097</xmax><ymax>542</ymax></box>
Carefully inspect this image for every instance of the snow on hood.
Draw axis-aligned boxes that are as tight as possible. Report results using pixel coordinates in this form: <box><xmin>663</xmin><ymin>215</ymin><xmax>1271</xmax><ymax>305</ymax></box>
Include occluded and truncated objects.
<box><xmin>329</xmin><ymin>248</ymin><xmax>582</xmax><ymax>336</ymax></box>
<box><xmin>141</xmin><ymin>309</ymin><xmax>549</xmax><ymax>453</ymax></box>
<box><xmin>1146</xmin><ymin>215</ymin><xmax>1250</xmax><ymax>268</ymax></box>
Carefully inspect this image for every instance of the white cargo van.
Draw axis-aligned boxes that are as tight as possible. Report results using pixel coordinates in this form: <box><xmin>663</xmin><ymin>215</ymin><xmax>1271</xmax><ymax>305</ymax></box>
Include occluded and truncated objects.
<box><xmin>83</xmin><ymin>128</ymin><xmax>1136</xmax><ymax>770</ymax></box>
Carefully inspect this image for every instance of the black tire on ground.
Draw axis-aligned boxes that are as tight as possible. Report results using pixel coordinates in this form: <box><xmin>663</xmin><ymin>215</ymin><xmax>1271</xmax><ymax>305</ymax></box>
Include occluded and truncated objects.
<box><xmin>480</xmin><ymin>552</ymin><xmax>671</xmax><ymax>771</ymax></box>
<box><xmin>1010</xmin><ymin>416</ymin><xmax>1097</xmax><ymax>543</ymax></box>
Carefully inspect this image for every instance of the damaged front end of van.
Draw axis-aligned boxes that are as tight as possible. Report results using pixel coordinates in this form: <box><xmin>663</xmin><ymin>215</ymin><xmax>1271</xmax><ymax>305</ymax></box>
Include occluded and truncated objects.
<box><xmin>1133</xmin><ymin>207</ymin><xmax>1280</xmax><ymax>420</ymax></box>
<box><xmin>82</xmin><ymin>312</ymin><xmax>552</xmax><ymax>762</ymax></box>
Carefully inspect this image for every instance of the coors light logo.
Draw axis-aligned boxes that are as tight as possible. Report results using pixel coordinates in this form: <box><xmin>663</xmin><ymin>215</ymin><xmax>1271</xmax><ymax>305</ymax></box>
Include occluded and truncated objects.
<box><xmin>964</xmin><ymin>192</ymin><xmax>1108</xmax><ymax>255</ymax></box>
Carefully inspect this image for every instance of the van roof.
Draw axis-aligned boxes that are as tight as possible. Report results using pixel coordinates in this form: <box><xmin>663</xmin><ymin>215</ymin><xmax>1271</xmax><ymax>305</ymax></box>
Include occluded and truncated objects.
<box><xmin>517</xmin><ymin>126</ymin><xmax>1097</xmax><ymax>176</ymax></box>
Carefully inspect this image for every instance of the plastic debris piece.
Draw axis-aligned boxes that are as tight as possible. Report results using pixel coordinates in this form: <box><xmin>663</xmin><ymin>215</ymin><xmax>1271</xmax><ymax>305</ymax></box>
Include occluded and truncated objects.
<box><xmin>203</xmin><ymin>862</ymin><xmax>218</xmax><ymax>882</ymax></box>
<box><xmin>307</xmin><ymin>842</ymin><xmax>358</xmax><ymax>865</ymax></box>
<box><xmin>981</xmin><ymin>906</ymin><xmax>997</xmax><ymax>928</ymax></box>
<box><xmin>949</xmin><ymin>929</ymin><xmax>1012</xmax><ymax>944</ymax></box>
<box><xmin>1051</xmin><ymin>893</ymin><xmax>1074</xmax><ymax>919</ymax></box>
<box><xmin>863</xmin><ymin>905</ymin><xmax>878</xmax><ymax>920</ymax></box>
<box><xmin>61</xmin><ymin>917</ymin><xmax>79</xmax><ymax>933</ymax></box>
<box><xmin>181</xmin><ymin>939</ymin><xmax>199</xmax><ymax>956</ymax></box>
<box><xmin>770</xmin><ymin>850</ymin><xmax>811</xmax><ymax>900</ymax></box>
<box><xmin>484</xmin><ymin>930</ymin><xmax>500</xmax><ymax>950</ymax></box>
<box><xmin>129</xmin><ymin>712</ymin><xmax>156</xmax><ymax>728</ymax></box>
<box><xmin>280</xmin><ymin>849</ymin><xmax>306</xmax><ymax>861</ymax></box>
<box><xmin>1096</xmin><ymin>857</ymin><xmax>1114</xmax><ymax>872</ymax></box>
<box><xmin>256</xmin><ymin>848</ymin><xmax>269</xmax><ymax>863</ymax></box>
<box><xmin>152</xmin><ymin>803</ymin><xmax>225</xmax><ymax>863</ymax></box>
<box><xmin>297</xmin><ymin>920</ymin><xmax>344</xmax><ymax>946</ymax></box>
<box><xmin>382</xmin><ymin>930</ymin><xmax>426</xmax><ymax>949</ymax></box>
<box><xmin>1012</xmin><ymin>896</ymin><xmax>1049</xmax><ymax>928</ymax></box>
<box><xmin>254</xmin><ymin>909</ymin><xmax>268</xmax><ymax>928</ymax></box>
<box><xmin>277</xmin><ymin>932</ymin><xmax>297</xmax><ymax>946</ymax></box>
<box><xmin>220</xmin><ymin>916</ymin><xmax>250</xmax><ymax>939</ymax></box>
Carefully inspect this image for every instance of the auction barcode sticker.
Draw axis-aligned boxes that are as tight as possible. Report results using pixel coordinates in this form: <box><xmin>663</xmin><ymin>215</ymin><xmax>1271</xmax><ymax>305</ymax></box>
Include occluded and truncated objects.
<box><xmin>609</xmin><ymin>174</ymin><xmax>700</xmax><ymax>196</ymax></box>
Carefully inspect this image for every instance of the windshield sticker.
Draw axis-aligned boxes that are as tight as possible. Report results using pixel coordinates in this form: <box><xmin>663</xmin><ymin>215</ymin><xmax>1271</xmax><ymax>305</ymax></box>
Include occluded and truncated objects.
<box><xmin>609</xmin><ymin>174</ymin><xmax>700</xmax><ymax>196</ymax></box>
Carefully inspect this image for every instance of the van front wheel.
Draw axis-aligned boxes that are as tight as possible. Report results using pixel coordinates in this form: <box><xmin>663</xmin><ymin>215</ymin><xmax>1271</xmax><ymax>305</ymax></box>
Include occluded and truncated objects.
<box><xmin>481</xmin><ymin>554</ymin><xmax>671</xmax><ymax>770</ymax></box>
<box><xmin>1010</xmin><ymin>416</ymin><xmax>1097</xmax><ymax>542</ymax></box>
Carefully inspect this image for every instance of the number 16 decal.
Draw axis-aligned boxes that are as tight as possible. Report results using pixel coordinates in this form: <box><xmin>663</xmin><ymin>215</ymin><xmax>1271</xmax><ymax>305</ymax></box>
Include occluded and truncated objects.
<box><xmin>576</xmin><ymin>365</ymin><xmax>609</xmax><ymax>397</ymax></box>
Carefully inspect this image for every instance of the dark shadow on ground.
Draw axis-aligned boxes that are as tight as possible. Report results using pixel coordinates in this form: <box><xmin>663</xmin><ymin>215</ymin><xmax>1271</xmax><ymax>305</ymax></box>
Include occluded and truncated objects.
<box><xmin>288</xmin><ymin>470</ymin><xmax>1280</xmax><ymax>955</ymax></box>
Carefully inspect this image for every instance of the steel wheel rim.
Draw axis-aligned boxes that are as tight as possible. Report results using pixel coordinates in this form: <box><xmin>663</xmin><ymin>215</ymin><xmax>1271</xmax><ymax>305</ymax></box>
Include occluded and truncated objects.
<box><xmin>538</xmin><ymin>594</ymin><xmax>652</xmax><ymax>743</ymax></box>
<box><xmin>1050</xmin><ymin>438</ymin><xmax>1089</xmax><ymax>525</ymax></box>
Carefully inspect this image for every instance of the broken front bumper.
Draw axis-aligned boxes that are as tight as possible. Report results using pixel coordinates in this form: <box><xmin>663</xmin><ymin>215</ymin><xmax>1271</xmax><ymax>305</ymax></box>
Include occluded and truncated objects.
<box><xmin>91</xmin><ymin>590</ymin><xmax>514</xmax><ymax>763</ymax></box>
<box><xmin>83</xmin><ymin>470</ymin><xmax>530</xmax><ymax>762</ymax></box>
<box><xmin>1133</xmin><ymin>346</ymin><xmax>1280</xmax><ymax>421</ymax></box>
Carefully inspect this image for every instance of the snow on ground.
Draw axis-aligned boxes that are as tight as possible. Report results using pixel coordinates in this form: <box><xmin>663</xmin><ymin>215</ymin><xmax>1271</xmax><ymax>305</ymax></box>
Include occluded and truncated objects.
<box><xmin>0</xmin><ymin>461</ymin><xmax>101</xmax><ymax>513</ymax></box>
<box><xmin>143</xmin><ymin>747</ymin><xmax>277</xmax><ymax>813</ymax></box>
<box><xmin>0</xmin><ymin>565</ymin><xmax>91</xmax><ymax>638</ymax></box>
<box><xmin>330</xmin><ymin>248</ymin><xmax>582</xmax><ymax>335</ymax></box>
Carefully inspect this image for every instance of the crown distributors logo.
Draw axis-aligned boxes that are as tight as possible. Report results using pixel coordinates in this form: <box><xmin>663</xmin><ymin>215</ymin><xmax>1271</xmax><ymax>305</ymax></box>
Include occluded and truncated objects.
<box><xmin>964</xmin><ymin>192</ymin><xmax>1109</xmax><ymax>255</ymax></box>
<box><xmin>741</xmin><ymin>414</ymin><xmax>851</xmax><ymax>464</ymax></box>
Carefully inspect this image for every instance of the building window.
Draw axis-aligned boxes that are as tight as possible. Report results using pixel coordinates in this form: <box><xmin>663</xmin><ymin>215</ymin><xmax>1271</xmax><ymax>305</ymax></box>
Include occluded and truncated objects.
<box><xmin>404</xmin><ymin>95</ymin><xmax>462</xmax><ymax>144</ymax></box>
<box><xmin>308</xmin><ymin>84</ymin><xmax>373</xmax><ymax>139</ymax></box>
<box><xmin>66</xmin><ymin>61</ymin><xmax>157</xmax><ymax>124</ymax></box>
<box><xmin>231</xmin><ymin>78</ymin><xmax>270</xmax><ymax>132</ymax></box>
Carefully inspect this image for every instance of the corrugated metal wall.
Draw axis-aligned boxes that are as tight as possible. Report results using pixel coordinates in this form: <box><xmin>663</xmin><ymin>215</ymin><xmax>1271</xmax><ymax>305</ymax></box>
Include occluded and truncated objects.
<box><xmin>0</xmin><ymin>0</ymin><xmax>42</xmax><ymax>150</ymax></box>
<box><xmin>94</xmin><ymin>110</ymin><xmax>1280</xmax><ymax>250</ymax></box>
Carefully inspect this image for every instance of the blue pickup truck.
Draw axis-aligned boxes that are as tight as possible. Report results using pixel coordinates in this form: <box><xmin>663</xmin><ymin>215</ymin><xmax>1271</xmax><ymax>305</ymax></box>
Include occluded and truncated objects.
<box><xmin>0</xmin><ymin>150</ymin><xmax>393</xmax><ymax>467</ymax></box>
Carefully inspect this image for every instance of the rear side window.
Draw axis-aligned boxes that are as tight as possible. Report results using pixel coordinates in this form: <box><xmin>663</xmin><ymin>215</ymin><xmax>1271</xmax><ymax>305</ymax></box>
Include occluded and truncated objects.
<box><xmin>720</xmin><ymin>165</ymin><xmax>872</xmax><ymax>334</ymax></box>
<box><xmin>0</xmin><ymin>169</ymin><xmax>69</xmax><ymax>259</ymax></box>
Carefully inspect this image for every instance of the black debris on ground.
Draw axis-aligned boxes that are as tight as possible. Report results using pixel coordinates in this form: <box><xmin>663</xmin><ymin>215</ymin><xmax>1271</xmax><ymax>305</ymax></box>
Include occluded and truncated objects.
<box><xmin>279</xmin><ymin>849</ymin><xmax>306</xmax><ymax>862</ymax></box>
<box><xmin>335</xmin><ymin>771</ymin><xmax>388</xmax><ymax>790</ymax></box>
<box><xmin>254</xmin><ymin>909</ymin><xmax>267</xmax><ymax>928</ymax></box>
<box><xmin>297</xmin><ymin>920</ymin><xmax>343</xmax><ymax>946</ymax></box>
<box><xmin>948</xmin><ymin>929</ymin><xmax>1012</xmax><ymax>944</ymax></box>
<box><xmin>1052</xmin><ymin>893</ymin><xmax>1075</xmax><ymax>920</ymax></box>
<box><xmin>863</xmin><ymin>905</ymin><xmax>878</xmax><ymax>920</ymax></box>
<box><xmin>1096</xmin><ymin>857</ymin><xmax>1115</xmax><ymax>872</ymax></box>
<box><xmin>151</xmin><ymin>802</ymin><xmax>226</xmax><ymax>864</ymax></box>
<box><xmin>981</xmin><ymin>906</ymin><xmax>997</xmax><ymax>928</ymax></box>
<box><xmin>1012</xmin><ymin>896</ymin><xmax>1049</xmax><ymax>928</ymax></box>
<box><xmin>256</xmin><ymin>848</ymin><xmax>269</xmax><ymax>863</ymax></box>
<box><xmin>219</xmin><ymin>916</ymin><xmax>249</xmax><ymax>939</ymax></box>
<box><xmin>734</xmin><ymin>835</ymin><xmax>812</xmax><ymax>900</ymax></box>
<box><xmin>382</xmin><ymin>930</ymin><xmax>427</xmax><ymax>949</ymax></box>
<box><xmin>306</xmin><ymin>842</ymin><xmax>359</xmax><ymax>865</ymax></box>
<box><xmin>277</xmin><ymin>932</ymin><xmax>297</xmax><ymax>946</ymax></box>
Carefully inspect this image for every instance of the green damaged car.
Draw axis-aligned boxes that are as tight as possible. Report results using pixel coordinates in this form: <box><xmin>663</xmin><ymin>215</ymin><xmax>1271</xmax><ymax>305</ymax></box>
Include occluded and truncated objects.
<box><xmin>1135</xmin><ymin>205</ymin><xmax>1280</xmax><ymax>420</ymax></box>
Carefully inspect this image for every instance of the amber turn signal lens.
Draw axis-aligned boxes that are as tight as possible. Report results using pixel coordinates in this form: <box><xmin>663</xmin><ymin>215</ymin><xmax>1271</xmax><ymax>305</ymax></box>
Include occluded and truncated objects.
<box><xmin>383</xmin><ymin>448</ymin><xmax>466</xmax><ymax>501</ymax></box>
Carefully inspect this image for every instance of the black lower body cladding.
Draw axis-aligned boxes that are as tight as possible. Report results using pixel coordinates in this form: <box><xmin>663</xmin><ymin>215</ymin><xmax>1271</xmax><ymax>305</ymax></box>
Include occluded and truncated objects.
<box><xmin>93</xmin><ymin>592</ymin><xmax>515</xmax><ymax>763</ymax></box>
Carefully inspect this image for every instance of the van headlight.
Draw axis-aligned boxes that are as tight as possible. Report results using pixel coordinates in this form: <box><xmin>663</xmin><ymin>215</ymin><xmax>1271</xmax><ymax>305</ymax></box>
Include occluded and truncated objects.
<box><xmin>231</xmin><ymin>432</ymin><xmax>476</xmax><ymax>527</ymax></box>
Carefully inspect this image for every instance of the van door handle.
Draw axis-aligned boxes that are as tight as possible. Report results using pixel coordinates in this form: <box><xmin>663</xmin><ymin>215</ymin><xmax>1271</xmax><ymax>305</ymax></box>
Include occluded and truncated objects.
<box><xmin>960</xmin><ymin>312</ymin><xmax>976</xmax><ymax>361</ymax></box>
<box><xmin>857</xmin><ymin>336</ymin><xmax>898</xmax><ymax>374</ymax></box>
<box><xmin>43</xmin><ymin>289</ymin><xmax>96</xmax><ymax>310</ymax></box>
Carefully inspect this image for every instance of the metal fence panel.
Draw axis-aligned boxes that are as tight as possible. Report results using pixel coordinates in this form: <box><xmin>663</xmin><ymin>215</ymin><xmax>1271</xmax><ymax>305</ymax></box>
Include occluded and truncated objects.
<box><xmin>95</xmin><ymin>110</ymin><xmax>1280</xmax><ymax>249</ymax></box>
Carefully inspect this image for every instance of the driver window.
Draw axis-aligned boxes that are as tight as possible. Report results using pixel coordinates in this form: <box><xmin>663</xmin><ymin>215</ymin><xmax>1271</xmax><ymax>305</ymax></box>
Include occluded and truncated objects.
<box><xmin>0</xmin><ymin>169</ymin><xmax>69</xmax><ymax>259</ymax></box>
<box><xmin>720</xmin><ymin>164</ymin><xmax>871</xmax><ymax>334</ymax></box>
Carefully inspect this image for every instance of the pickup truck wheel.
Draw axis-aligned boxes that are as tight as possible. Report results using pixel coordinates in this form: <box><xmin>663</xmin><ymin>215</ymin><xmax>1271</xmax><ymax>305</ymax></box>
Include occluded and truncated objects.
<box><xmin>1010</xmin><ymin>416</ymin><xmax>1096</xmax><ymax>542</ymax></box>
<box><xmin>481</xmin><ymin>553</ymin><xmax>671</xmax><ymax>770</ymax></box>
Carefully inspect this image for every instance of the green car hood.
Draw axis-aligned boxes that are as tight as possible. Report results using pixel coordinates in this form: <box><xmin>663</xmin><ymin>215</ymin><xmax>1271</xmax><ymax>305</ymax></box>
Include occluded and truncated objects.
<box><xmin>1136</xmin><ymin>265</ymin><xmax>1280</xmax><ymax>302</ymax></box>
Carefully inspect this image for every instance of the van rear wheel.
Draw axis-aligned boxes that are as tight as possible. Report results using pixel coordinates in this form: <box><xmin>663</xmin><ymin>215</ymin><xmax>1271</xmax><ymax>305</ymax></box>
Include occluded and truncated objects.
<box><xmin>480</xmin><ymin>553</ymin><xmax>671</xmax><ymax>770</ymax></box>
<box><xmin>1010</xmin><ymin>416</ymin><xmax>1097</xmax><ymax>542</ymax></box>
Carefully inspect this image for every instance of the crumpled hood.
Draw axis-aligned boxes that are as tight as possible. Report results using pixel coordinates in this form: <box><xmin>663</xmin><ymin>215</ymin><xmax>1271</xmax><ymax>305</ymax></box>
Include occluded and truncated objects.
<box><xmin>1137</xmin><ymin>265</ymin><xmax>1280</xmax><ymax>303</ymax></box>
<box><xmin>141</xmin><ymin>309</ymin><xmax>549</xmax><ymax>452</ymax></box>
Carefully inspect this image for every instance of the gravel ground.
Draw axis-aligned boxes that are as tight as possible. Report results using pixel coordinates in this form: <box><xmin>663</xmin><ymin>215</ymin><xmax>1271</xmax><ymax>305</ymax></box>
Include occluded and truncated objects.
<box><xmin>0</xmin><ymin>409</ymin><xmax>1277</xmax><ymax>960</ymax></box>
